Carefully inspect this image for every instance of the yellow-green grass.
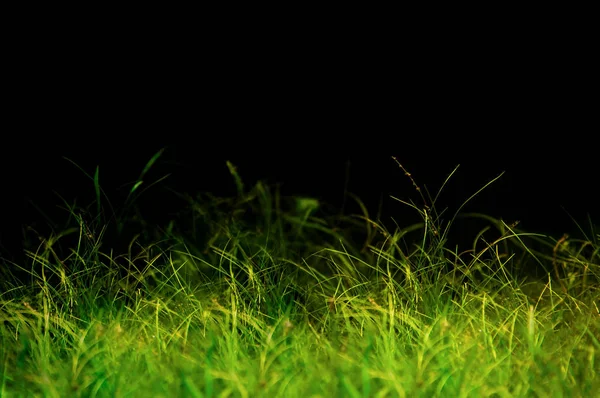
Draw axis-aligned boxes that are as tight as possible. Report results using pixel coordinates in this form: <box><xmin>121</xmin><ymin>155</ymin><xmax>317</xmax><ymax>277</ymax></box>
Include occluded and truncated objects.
<box><xmin>1</xmin><ymin>159</ymin><xmax>598</xmax><ymax>397</ymax></box>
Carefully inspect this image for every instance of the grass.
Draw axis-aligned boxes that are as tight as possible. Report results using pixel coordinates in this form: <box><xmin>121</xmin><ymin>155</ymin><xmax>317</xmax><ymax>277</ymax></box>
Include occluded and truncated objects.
<box><xmin>1</xmin><ymin>156</ymin><xmax>598</xmax><ymax>397</ymax></box>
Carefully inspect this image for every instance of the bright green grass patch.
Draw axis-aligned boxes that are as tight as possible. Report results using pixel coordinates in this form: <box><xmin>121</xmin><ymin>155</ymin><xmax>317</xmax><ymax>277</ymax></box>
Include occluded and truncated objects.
<box><xmin>1</xmin><ymin>161</ymin><xmax>598</xmax><ymax>397</ymax></box>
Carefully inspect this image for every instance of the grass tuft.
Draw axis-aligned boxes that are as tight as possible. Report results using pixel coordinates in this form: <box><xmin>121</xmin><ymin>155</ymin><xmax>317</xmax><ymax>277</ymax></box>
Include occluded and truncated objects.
<box><xmin>1</xmin><ymin>157</ymin><xmax>598</xmax><ymax>397</ymax></box>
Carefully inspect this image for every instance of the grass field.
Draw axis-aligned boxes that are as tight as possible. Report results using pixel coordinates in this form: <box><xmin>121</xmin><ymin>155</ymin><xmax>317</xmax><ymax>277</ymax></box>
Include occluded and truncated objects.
<box><xmin>1</xmin><ymin>157</ymin><xmax>598</xmax><ymax>397</ymax></box>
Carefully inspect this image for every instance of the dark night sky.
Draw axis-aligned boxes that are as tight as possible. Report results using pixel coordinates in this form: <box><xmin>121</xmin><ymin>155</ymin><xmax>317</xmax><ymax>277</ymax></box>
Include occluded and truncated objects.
<box><xmin>2</xmin><ymin>129</ymin><xmax>596</xmax><ymax>259</ymax></box>
<box><xmin>2</xmin><ymin>34</ymin><xmax>597</xmax><ymax>260</ymax></box>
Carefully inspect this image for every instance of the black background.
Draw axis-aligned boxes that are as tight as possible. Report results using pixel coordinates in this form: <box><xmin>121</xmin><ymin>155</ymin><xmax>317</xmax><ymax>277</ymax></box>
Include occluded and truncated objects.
<box><xmin>2</xmin><ymin>116</ymin><xmax>596</xmax><ymax>262</ymax></box>
<box><xmin>1</xmin><ymin>28</ymin><xmax>597</xmax><ymax>264</ymax></box>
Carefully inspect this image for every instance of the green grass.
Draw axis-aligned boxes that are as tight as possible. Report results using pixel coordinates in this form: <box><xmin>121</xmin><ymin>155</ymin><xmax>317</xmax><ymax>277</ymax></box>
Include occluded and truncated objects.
<box><xmin>1</xmin><ymin>159</ymin><xmax>598</xmax><ymax>397</ymax></box>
